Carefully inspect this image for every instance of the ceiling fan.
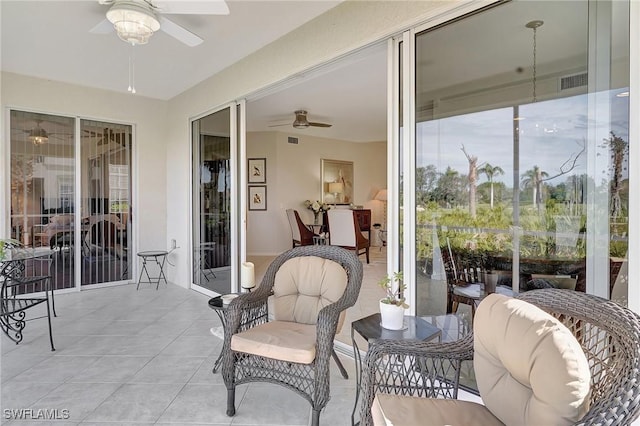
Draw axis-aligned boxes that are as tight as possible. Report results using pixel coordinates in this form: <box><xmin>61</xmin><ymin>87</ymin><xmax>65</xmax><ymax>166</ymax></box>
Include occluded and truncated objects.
<box><xmin>14</xmin><ymin>120</ymin><xmax>73</xmax><ymax>145</ymax></box>
<box><xmin>90</xmin><ymin>0</ymin><xmax>229</xmax><ymax>47</ymax></box>
<box><xmin>269</xmin><ymin>110</ymin><xmax>332</xmax><ymax>129</ymax></box>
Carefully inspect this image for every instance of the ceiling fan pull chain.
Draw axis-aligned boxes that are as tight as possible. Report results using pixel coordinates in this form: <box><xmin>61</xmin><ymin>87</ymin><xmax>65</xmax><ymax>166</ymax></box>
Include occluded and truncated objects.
<box><xmin>128</xmin><ymin>45</ymin><xmax>136</xmax><ymax>94</ymax></box>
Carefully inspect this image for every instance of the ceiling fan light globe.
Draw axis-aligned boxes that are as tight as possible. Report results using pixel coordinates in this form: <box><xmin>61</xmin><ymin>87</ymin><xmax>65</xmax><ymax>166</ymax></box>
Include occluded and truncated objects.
<box><xmin>28</xmin><ymin>127</ymin><xmax>49</xmax><ymax>145</ymax></box>
<box><xmin>30</xmin><ymin>136</ymin><xmax>48</xmax><ymax>145</ymax></box>
<box><xmin>107</xmin><ymin>2</ymin><xmax>160</xmax><ymax>45</ymax></box>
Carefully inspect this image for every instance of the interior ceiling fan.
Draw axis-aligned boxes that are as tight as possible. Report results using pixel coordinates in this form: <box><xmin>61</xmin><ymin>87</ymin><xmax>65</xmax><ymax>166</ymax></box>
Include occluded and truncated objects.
<box><xmin>269</xmin><ymin>110</ymin><xmax>332</xmax><ymax>129</ymax></box>
<box><xmin>90</xmin><ymin>0</ymin><xmax>229</xmax><ymax>47</ymax></box>
<box><xmin>14</xmin><ymin>120</ymin><xmax>72</xmax><ymax>145</ymax></box>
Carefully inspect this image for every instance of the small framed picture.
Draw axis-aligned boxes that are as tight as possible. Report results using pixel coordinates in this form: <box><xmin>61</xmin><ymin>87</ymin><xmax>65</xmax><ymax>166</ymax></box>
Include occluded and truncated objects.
<box><xmin>248</xmin><ymin>186</ymin><xmax>267</xmax><ymax>211</ymax></box>
<box><xmin>248</xmin><ymin>158</ymin><xmax>267</xmax><ymax>184</ymax></box>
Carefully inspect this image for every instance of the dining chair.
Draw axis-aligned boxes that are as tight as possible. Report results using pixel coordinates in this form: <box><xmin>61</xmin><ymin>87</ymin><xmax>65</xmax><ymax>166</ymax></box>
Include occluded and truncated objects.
<box><xmin>327</xmin><ymin>209</ymin><xmax>370</xmax><ymax>264</ymax></box>
<box><xmin>286</xmin><ymin>209</ymin><xmax>316</xmax><ymax>248</ymax></box>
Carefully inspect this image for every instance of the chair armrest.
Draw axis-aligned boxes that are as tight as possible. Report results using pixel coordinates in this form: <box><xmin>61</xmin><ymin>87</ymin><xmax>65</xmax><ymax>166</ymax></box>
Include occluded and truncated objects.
<box><xmin>224</xmin><ymin>289</ymin><xmax>271</xmax><ymax>337</ymax></box>
<box><xmin>359</xmin><ymin>333</ymin><xmax>474</xmax><ymax>426</ymax></box>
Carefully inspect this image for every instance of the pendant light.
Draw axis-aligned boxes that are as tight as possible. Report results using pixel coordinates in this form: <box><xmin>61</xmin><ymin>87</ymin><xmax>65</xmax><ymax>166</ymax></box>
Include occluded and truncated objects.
<box><xmin>526</xmin><ymin>20</ymin><xmax>544</xmax><ymax>103</ymax></box>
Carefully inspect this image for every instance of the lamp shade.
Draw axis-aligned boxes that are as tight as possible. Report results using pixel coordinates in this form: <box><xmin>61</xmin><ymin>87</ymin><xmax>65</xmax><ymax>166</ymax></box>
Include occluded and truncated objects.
<box><xmin>328</xmin><ymin>182</ymin><xmax>344</xmax><ymax>194</ymax></box>
<box><xmin>241</xmin><ymin>262</ymin><xmax>255</xmax><ymax>290</ymax></box>
<box><xmin>375</xmin><ymin>189</ymin><xmax>388</xmax><ymax>201</ymax></box>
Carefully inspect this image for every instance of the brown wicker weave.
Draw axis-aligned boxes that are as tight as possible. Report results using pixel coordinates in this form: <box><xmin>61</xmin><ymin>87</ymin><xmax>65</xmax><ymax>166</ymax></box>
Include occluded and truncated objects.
<box><xmin>221</xmin><ymin>245</ymin><xmax>363</xmax><ymax>426</ymax></box>
<box><xmin>360</xmin><ymin>288</ymin><xmax>640</xmax><ymax>426</ymax></box>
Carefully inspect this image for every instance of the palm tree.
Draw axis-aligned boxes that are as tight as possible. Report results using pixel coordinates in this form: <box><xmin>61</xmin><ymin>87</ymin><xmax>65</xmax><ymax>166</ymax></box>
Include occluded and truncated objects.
<box><xmin>478</xmin><ymin>163</ymin><xmax>504</xmax><ymax>208</ymax></box>
<box><xmin>521</xmin><ymin>165</ymin><xmax>548</xmax><ymax>210</ymax></box>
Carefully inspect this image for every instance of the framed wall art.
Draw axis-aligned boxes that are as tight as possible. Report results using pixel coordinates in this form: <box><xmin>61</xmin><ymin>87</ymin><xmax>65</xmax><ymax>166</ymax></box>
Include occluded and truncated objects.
<box><xmin>321</xmin><ymin>159</ymin><xmax>354</xmax><ymax>205</ymax></box>
<box><xmin>248</xmin><ymin>158</ymin><xmax>266</xmax><ymax>184</ymax></box>
<box><xmin>248</xmin><ymin>185</ymin><xmax>267</xmax><ymax>211</ymax></box>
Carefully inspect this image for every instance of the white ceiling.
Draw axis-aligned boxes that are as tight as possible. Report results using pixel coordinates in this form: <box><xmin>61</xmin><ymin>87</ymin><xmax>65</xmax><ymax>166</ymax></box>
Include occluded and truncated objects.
<box><xmin>1</xmin><ymin>0</ymin><xmax>341</xmax><ymax>100</ymax></box>
<box><xmin>2</xmin><ymin>0</ymin><xmax>390</xmax><ymax>142</ymax></box>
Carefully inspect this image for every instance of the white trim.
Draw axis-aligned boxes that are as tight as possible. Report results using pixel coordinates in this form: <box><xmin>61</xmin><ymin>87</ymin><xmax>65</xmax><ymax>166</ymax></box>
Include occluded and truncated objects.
<box><xmin>238</xmin><ymin>99</ymin><xmax>248</xmax><ymax>268</ymax></box>
<box><xmin>229</xmin><ymin>103</ymin><xmax>238</xmax><ymax>293</ymax></box>
<box><xmin>585</xmin><ymin>1</ymin><xmax>614</xmax><ymax>299</ymax></box>
<box><xmin>629</xmin><ymin>0</ymin><xmax>639</xmax><ymax>313</ymax></box>
<box><xmin>386</xmin><ymin>38</ymin><xmax>398</xmax><ymax>278</ymax></box>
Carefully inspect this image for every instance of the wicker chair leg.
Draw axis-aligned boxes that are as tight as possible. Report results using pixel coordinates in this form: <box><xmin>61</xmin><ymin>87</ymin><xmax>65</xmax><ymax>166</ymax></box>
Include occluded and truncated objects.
<box><xmin>310</xmin><ymin>409</ymin><xmax>320</xmax><ymax>426</ymax></box>
<box><xmin>226</xmin><ymin>388</ymin><xmax>236</xmax><ymax>416</ymax></box>
<box><xmin>332</xmin><ymin>349</ymin><xmax>349</xmax><ymax>379</ymax></box>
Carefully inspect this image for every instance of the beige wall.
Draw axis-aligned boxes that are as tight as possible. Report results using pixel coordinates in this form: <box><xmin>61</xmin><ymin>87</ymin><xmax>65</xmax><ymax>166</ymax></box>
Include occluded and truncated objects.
<box><xmin>246</xmin><ymin>131</ymin><xmax>386</xmax><ymax>255</ymax></box>
<box><xmin>1</xmin><ymin>72</ymin><xmax>169</xmax><ymax>255</ymax></box>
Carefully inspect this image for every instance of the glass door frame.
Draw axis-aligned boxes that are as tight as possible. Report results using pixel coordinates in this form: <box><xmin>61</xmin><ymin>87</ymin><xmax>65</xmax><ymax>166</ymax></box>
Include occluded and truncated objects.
<box><xmin>189</xmin><ymin>101</ymin><xmax>246</xmax><ymax>296</ymax></box>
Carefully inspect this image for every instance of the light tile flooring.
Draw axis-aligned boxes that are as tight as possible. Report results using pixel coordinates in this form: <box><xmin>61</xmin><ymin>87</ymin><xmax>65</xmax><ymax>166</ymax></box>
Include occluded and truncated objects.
<box><xmin>1</xmin><ymin>283</ymin><xmax>360</xmax><ymax>425</ymax></box>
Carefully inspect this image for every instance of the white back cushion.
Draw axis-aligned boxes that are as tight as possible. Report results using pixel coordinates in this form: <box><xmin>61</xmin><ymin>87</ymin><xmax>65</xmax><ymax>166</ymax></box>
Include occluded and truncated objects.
<box><xmin>474</xmin><ymin>294</ymin><xmax>591</xmax><ymax>426</ymax></box>
<box><xmin>328</xmin><ymin>209</ymin><xmax>355</xmax><ymax>246</ymax></box>
<box><xmin>272</xmin><ymin>257</ymin><xmax>347</xmax><ymax>328</ymax></box>
<box><xmin>286</xmin><ymin>209</ymin><xmax>301</xmax><ymax>241</ymax></box>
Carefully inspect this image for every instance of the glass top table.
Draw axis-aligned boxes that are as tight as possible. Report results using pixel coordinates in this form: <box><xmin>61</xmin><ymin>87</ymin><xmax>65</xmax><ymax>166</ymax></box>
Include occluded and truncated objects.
<box><xmin>350</xmin><ymin>313</ymin><xmax>442</xmax><ymax>425</ymax></box>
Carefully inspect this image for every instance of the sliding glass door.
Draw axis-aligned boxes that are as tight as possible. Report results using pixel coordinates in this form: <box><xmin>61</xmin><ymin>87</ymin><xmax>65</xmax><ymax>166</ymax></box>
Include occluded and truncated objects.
<box><xmin>9</xmin><ymin>110</ymin><xmax>75</xmax><ymax>292</ymax></box>
<box><xmin>80</xmin><ymin>119</ymin><xmax>133</xmax><ymax>286</ymax></box>
<box><xmin>192</xmin><ymin>105</ymin><xmax>239</xmax><ymax>295</ymax></box>
<box><xmin>408</xmin><ymin>0</ymin><xmax>630</xmax><ymax>317</ymax></box>
<box><xmin>8</xmin><ymin>110</ymin><xmax>134</xmax><ymax>290</ymax></box>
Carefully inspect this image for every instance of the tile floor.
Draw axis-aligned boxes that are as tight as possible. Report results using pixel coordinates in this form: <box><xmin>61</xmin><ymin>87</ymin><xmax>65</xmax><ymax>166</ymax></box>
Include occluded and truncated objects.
<box><xmin>1</xmin><ymin>283</ymin><xmax>361</xmax><ymax>425</ymax></box>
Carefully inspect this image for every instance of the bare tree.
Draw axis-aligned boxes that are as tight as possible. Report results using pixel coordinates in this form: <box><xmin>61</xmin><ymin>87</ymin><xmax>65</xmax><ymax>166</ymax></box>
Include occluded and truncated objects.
<box><xmin>601</xmin><ymin>132</ymin><xmax>628</xmax><ymax>219</ymax></box>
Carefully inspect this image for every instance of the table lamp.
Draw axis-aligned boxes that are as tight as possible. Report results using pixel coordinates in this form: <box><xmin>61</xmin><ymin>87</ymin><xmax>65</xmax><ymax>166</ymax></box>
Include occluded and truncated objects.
<box><xmin>241</xmin><ymin>262</ymin><xmax>255</xmax><ymax>292</ymax></box>
<box><xmin>375</xmin><ymin>188</ymin><xmax>388</xmax><ymax>227</ymax></box>
<box><xmin>328</xmin><ymin>182</ymin><xmax>344</xmax><ymax>206</ymax></box>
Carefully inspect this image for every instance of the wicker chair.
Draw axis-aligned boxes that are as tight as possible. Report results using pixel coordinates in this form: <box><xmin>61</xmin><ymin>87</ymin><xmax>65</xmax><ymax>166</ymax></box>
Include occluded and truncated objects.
<box><xmin>360</xmin><ymin>289</ymin><xmax>640</xmax><ymax>426</ymax></box>
<box><xmin>222</xmin><ymin>245</ymin><xmax>363</xmax><ymax>426</ymax></box>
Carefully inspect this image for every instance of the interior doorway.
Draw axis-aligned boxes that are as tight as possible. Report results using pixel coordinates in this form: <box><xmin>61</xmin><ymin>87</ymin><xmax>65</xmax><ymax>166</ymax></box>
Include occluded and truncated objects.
<box><xmin>243</xmin><ymin>43</ymin><xmax>389</xmax><ymax>346</ymax></box>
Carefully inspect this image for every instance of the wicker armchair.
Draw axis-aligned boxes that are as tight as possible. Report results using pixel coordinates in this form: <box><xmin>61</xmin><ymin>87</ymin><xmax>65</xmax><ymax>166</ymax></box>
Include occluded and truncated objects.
<box><xmin>360</xmin><ymin>289</ymin><xmax>640</xmax><ymax>426</ymax></box>
<box><xmin>221</xmin><ymin>245</ymin><xmax>363</xmax><ymax>426</ymax></box>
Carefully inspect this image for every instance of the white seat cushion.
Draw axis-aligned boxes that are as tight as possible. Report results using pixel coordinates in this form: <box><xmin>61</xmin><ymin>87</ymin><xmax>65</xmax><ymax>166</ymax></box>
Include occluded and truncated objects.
<box><xmin>453</xmin><ymin>283</ymin><xmax>482</xmax><ymax>299</ymax></box>
<box><xmin>454</xmin><ymin>284</ymin><xmax>515</xmax><ymax>304</ymax></box>
<box><xmin>372</xmin><ymin>394</ymin><xmax>504</xmax><ymax>426</ymax></box>
<box><xmin>474</xmin><ymin>294</ymin><xmax>591</xmax><ymax>426</ymax></box>
<box><xmin>231</xmin><ymin>320</ymin><xmax>316</xmax><ymax>364</ymax></box>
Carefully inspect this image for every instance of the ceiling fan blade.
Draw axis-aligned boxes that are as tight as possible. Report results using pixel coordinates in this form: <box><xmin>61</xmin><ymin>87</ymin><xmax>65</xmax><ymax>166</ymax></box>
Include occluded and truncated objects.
<box><xmin>159</xmin><ymin>16</ymin><xmax>203</xmax><ymax>47</ymax></box>
<box><xmin>154</xmin><ymin>0</ymin><xmax>229</xmax><ymax>15</ymax></box>
<box><xmin>309</xmin><ymin>122</ymin><xmax>332</xmax><ymax>128</ymax></box>
<box><xmin>268</xmin><ymin>121</ymin><xmax>292</xmax><ymax>128</ymax></box>
<box><xmin>89</xmin><ymin>18</ymin><xmax>114</xmax><ymax>34</ymax></box>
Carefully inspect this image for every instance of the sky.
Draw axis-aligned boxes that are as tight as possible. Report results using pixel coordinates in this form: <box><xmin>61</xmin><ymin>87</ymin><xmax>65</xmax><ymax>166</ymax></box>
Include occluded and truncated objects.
<box><xmin>416</xmin><ymin>89</ymin><xmax>630</xmax><ymax>188</ymax></box>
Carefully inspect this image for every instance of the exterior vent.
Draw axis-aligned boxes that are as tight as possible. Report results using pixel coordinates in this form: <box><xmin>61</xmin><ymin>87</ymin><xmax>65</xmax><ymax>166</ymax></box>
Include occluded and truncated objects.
<box><xmin>288</xmin><ymin>136</ymin><xmax>298</xmax><ymax>144</ymax></box>
<box><xmin>560</xmin><ymin>72</ymin><xmax>588</xmax><ymax>91</ymax></box>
